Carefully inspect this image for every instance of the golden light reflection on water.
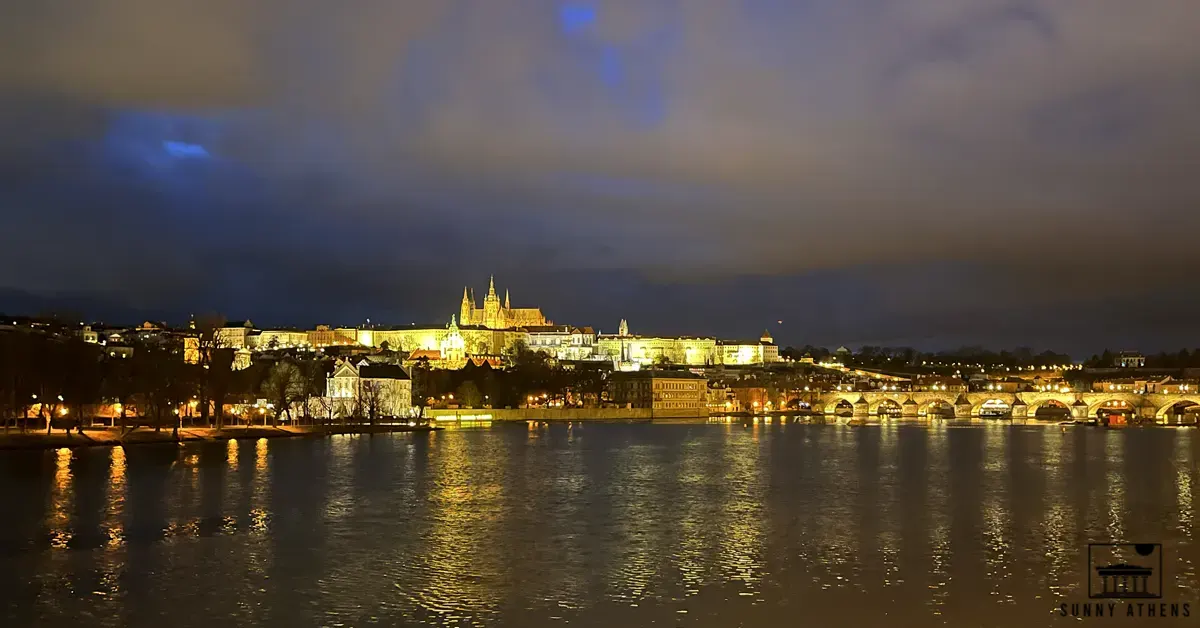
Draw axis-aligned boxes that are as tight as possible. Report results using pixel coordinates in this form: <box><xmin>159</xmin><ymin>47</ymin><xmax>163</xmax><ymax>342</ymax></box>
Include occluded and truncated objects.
<box><xmin>412</xmin><ymin>432</ymin><xmax>503</xmax><ymax>622</ymax></box>
<box><xmin>605</xmin><ymin>444</ymin><xmax>666</xmax><ymax>606</ymax></box>
<box><xmin>49</xmin><ymin>448</ymin><xmax>73</xmax><ymax>549</ymax></box>
<box><xmin>674</xmin><ymin>442</ymin><xmax>710</xmax><ymax>598</ymax></box>
<box><xmin>1176</xmin><ymin>435</ymin><xmax>1196</xmax><ymax>589</ymax></box>
<box><xmin>715</xmin><ymin>431</ymin><xmax>765</xmax><ymax>600</ymax></box>
<box><xmin>1040</xmin><ymin>430</ymin><xmax>1074</xmax><ymax>598</ymax></box>
<box><xmin>878</xmin><ymin>424</ymin><xmax>900</xmax><ymax>589</ymax></box>
<box><xmin>983</xmin><ymin>428</ymin><xmax>1014</xmax><ymax>604</ymax></box>
<box><xmin>106</xmin><ymin>446</ymin><xmax>126</xmax><ymax>548</ymax></box>
<box><xmin>925</xmin><ymin>427</ymin><xmax>951</xmax><ymax>616</ymax></box>
<box><xmin>13</xmin><ymin>423</ymin><xmax>1200</xmax><ymax>627</ymax></box>
<box><xmin>250</xmin><ymin>438</ymin><xmax>270</xmax><ymax>534</ymax></box>
<box><xmin>226</xmin><ymin>438</ymin><xmax>238</xmax><ymax>470</ymax></box>
<box><xmin>1105</xmin><ymin>435</ymin><xmax>1125</xmax><ymax>541</ymax></box>
<box><xmin>255</xmin><ymin>437</ymin><xmax>268</xmax><ymax>472</ymax></box>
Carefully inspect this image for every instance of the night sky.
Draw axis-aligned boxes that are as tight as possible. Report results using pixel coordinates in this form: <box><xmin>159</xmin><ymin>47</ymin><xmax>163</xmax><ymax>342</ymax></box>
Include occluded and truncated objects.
<box><xmin>2</xmin><ymin>1</ymin><xmax>1199</xmax><ymax>354</ymax></box>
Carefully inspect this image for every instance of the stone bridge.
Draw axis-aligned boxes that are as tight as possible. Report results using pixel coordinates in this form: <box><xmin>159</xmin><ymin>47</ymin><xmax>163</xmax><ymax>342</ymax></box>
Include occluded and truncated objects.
<box><xmin>801</xmin><ymin>391</ymin><xmax>1200</xmax><ymax>421</ymax></box>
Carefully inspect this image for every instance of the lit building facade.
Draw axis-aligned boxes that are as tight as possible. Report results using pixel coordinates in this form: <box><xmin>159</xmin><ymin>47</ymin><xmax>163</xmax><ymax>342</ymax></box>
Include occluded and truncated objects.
<box><xmin>249</xmin><ymin>329</ymin><xmax>310</xmax><ymax>350</ymax></box>
<box><xmin>216</xmin><ymin>320</ymin><xmax>256</xmax><ymax>349</ymax></box>
<box><xmin>460</xmin><ymin>276</ymin><xmax>550</xmax><ymax>329</ymax></box>
<box><xmin>717</xmin><ymin>331</ymin><xmax>781</xmax><ymax>366</ymax></box>
<box><xmin>595</xmin><ymin>320</ymin><xmax>717</xmax><ymax>369</ymax></box>
<box><xmin>525</xmin><ymin>325</ymin><xmax>596</xmax><ymax>361</ymax></box>
<box><xmin>369</xmin><ymin>317</ymin><xmax>528</xmax><ymax>365</ymax></box>
<box><xmin>608</xmin><ymin>371</ymin><xmax>709</xmax><ymax>412</ymax></box>
<box><xmin>1116</xmin><ymin>352</ymin><xmax>1146</xmax><ymax>368</ymax></box>
<box><xmin>326</xmin><ymin>359</ymin><xmax>413</xmax><ymax>417</ymax></box>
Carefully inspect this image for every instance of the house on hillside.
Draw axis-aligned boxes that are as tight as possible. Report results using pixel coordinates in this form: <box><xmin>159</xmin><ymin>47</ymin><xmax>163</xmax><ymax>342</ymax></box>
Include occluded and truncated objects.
<box><xmin>326</xmin><ymin>359</ymin><xmax>413</xmax><ymax>418</ymax></box>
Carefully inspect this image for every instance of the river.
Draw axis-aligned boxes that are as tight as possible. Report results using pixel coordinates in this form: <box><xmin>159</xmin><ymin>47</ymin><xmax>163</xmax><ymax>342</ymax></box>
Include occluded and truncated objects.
<box><xmin>1</xmin><ymin>421</ymin><xmax>1197</xmax><ymax>627</ymax></box>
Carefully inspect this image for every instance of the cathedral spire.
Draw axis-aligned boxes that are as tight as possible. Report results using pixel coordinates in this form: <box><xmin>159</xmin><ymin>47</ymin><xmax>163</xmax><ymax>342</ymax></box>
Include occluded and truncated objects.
<box><xmin>488</xmin><ymin>275</ymin><xmax>497</xmax><ymax>298</ymax></box>
<box><xmin>504</xmin><ymin>289</ymin><xmax>510</xmax><ymax>309</ymax></box>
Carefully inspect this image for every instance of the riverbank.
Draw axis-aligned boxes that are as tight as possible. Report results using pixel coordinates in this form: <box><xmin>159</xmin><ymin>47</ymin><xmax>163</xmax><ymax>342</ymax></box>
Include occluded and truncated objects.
<box><xmin>427</xmin><ymin>407</ymin><xmax>708</xmax><ymax>421</ymax></box>
<box><xmin>0</xmin><ymin>424</ymin><xmax>438</xmax><ymax>451</ymax></box>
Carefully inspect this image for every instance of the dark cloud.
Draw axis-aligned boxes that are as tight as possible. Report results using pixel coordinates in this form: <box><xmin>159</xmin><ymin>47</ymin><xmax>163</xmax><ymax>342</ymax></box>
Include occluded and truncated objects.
<box><xmin>2</xmin><ymin>1</ymin><xmax>1200</xmax><ymax>351</ymax></box>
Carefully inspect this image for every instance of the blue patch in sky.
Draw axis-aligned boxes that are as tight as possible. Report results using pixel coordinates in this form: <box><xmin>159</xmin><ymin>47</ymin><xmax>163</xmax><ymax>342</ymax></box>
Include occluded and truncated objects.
<box><xmin>162</xmin><ymin>141</ymin><xmax>210</xmax><ymax>158</ymax></box>
<box><xmin>599</xmin><ymin>47</ymin><xmax>622</xmax><ymax>87</ymax></box>
<box><xmin>559</xmin><ymin>2</ymin><xmax>597</xmax><ymax>35</ymax></box>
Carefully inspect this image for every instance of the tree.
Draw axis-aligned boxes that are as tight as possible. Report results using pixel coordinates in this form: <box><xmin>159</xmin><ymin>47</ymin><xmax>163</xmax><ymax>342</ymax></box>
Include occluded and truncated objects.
<box><xmin>261</xmin><ymin>361</ymin><xmax>304</xmax><ymax>426</ymax></box>
<box><xmin>456</xmin><ymin>380</ymin><xmax>483</xmax><ymax>408</ymax></box>
<box><xmin>410</xmin><ymin>359</ymin><xmax>433</xmax><ymax>410</ymax></box>
<box><xmin>190</xmin><ymin>314</ymin><xmax>227</xmax><ymax>428</ymax></box>
<box><xmin>207</xmin><ymin>348</ymin><xmax>235</xmax><ymax>428</ymax></box>
<box><xmin>653</xmin><ymin>354</ymin><xmax>673</xmax><ymax>368</ymax></box>
<box><xmin>102</xmin><ymin>354</ymin><xmax>138</xmax><ymax>432</ymax></box>
<box><xmin>359</xmin><ymin>380</ymin><xmax>389</xmax><ymax>425</ymax></box>
<box><xmin>60</xmin><ymin>339</ymin><xmax>103</xmax><ymax>434</ymax></box>
<box><xmin>0</xmin><ymin>333</ymin><xmax>36</xmax><ymax>432</ymax></box>
<box><xmin>298</xmin><ymin>358</ymin><xmax>330</xmax><ymax>425</ymax></box>
<box><xmin>312</xmin><ymin>393</ymin><xmax>337</xmax><ymax>426</ymax></box>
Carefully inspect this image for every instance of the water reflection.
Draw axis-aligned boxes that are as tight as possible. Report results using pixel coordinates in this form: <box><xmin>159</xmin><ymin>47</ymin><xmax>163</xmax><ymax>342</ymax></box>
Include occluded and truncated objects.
<box><xmin>49</xmin><ymin>448</ymin><xmax>72</xmax><ymax>549</ymax></box>
<box><xmin>1</xmin><ymin>425</ymin><xmax>1199</xmax><ymax>628</ymax></box>
<box><xmin>106</xmin><ymin>446</ymin><xmax>126</xmax><ymax>548</ymax></box>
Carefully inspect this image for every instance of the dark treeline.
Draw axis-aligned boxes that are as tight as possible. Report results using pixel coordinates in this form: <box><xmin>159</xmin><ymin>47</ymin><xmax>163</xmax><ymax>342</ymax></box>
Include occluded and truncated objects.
<box><xmin>1082</xmin><ymin>349</ymin><xmax>1200</xmax><ymax>369</ymax></box>
<box><xmin>0</xmin><ymin>324</ymin><xmax>328</xmax><ymax>438</ymax></box>
<box><xmin>412</xmin><ymin>344</ymin><xmax>609</xmax><ymax>408</ymax></box>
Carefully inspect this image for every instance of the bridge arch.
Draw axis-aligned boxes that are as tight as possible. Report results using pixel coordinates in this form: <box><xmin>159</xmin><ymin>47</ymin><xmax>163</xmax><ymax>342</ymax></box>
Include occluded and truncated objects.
<box><xmin>1157</xmin><ymin>400</ymin><xmax>1200</xmax><ymax>423</ymax></box>
<box><xmin>1088</xmin><ymin>397</ymin><xmax>1140</xmax><ymax>420</ymax></box>
<box><xmin>974</xmin><ymin>398</ymin><xmax>1013</xmax><ymax>418</ymax></box>
<box><xmin>920</xmin><ymin>399</ymin><xmax>955</xmax><ymax>417</ymax></box>
<box><xmin>826</xmin><ymin>398</ymin><xmax>855</xmax><ymax>416</ymax></box>
<box><xmin>873</xmin><ymin>398</ymin><xmax>903</xmax><ymax>418</ymax></box>
<box><xmin>1027</xmin><ymin>398</ymin><xmax>1071</xmax><ymax>420</ymax></box>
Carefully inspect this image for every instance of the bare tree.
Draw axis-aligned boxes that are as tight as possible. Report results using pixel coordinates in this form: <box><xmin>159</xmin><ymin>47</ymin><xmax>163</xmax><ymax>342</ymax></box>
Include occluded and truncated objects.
<box><xmin>261</xmin><ymin>361</ymin><xmax>304</xmax><ymax>426</ymax></box>
<box><xmin>312</xmin><ymin>394</ymin><xmax>336</xmax><ymax>426</ymax></box>
<box><xmin>359</xmin><ymin>380</ymin><xmax>390</xmax><ymax>425</ymax></box>
<box><xmin>190</xmin><ymin>314</ymin><xmax>228</xmax><ymax>428</ymax></box>
<box><xmin>298</xmin><ymin>358</ymin><xmax>329</xmax><ymax>426</ymax></box>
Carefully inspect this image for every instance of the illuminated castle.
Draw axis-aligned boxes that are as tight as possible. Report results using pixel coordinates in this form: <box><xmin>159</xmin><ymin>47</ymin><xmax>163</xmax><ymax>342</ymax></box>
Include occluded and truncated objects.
<box><xmin>460</xmin><ymin>276</ymin><xmax>551</xmax><ymax>330</ymax></box>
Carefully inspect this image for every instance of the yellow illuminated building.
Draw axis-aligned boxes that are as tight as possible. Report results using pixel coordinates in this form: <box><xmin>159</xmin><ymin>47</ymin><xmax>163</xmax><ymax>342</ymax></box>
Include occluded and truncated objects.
<box><xmin>460</xmin><ymin>276</ymin><xmax>550</xmax><ymax>330</ymax></box>
<box><xmin>249</xmin><ymin>329</ymin><xmax>310</xmax><ymax>350</ymax></box>
<box><xmin>369</xmin><ymin>317</ymin><xmax>527</xmax><ymax>367</ymax></box>
<box><xmin>717</xmin><ymin>331</ymin><xmax>781</xmax><ymax>366</ymax></box>
<box><xmin>608</xmin><ymin>371</ymin><xmax>709</xmax><ymax>412</ymax></box>
<box><xmin>595</xmin><ymin>319</ymin><xmax>717</xmax><ymax>369</ymax></box>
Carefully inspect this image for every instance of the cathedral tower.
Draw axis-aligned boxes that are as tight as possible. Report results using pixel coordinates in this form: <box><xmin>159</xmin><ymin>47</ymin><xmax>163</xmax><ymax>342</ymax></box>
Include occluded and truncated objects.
<box><xmin>483</xmin><ymin>275</ymin><xmax>501</xmax><ymax>328</ymax></box>
<box><xmin>460</xmin><ymin>287</ymin><xmax>472</xmax><ymax>325</ymax></box>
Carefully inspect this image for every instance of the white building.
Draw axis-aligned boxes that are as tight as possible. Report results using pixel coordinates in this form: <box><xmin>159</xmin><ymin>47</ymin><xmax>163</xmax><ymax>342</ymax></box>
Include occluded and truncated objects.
<box><xmin>326</xmin><ymin>359</ymin><xmax>413</xmax><ymax>417</ymax></box>
<box><xmin>524</xmin><ymin>325</ymin><xmax>596</xmax><ymax>361</ymax></box>
<box><xmin>217</xmin><ymin>320</ymin><xmax>256</xmax><ymax>349</ymax></box>
<box><xmin>717</xmin><ymin>331</ymin><xmax>781</xmax><ymax>366</ymax></box>
<box><xmin>250</xmin><ymin>329</ymin><xmax>311</xmax><ymax>350</ymax></box>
